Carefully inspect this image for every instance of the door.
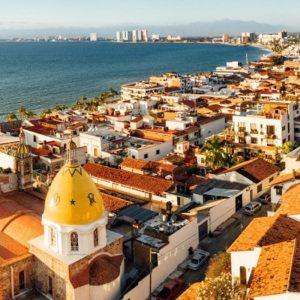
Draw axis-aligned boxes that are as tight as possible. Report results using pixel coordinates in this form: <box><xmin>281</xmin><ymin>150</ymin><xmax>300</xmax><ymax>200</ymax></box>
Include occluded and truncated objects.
<box><xmin>235</xmin><ymin>194</ymin><xmax>243</xmax><ymax>212</ymax></box>
<box><xmin>250</xmin><ymin>189</ymin><xmax>253</xmax><ymax>201</ymax></box>
<box><xmin>198</xmin><ymin>221</ymin><xmax>208</xmax><ymax>241</ymax></box>
<box><xmin>19</xmin><ymin>271</ymin><xmax>25</xmax><ymax>290</ymax></box>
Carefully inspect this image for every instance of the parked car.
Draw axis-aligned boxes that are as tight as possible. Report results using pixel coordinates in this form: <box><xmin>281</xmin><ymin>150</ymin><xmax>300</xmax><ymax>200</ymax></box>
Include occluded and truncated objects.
<box><xmin>243</xmin><ymin>201</ymin><xmax>262</xmax><ymax>216</ymax></box>
<box><xmin>188</xmin><ymin>249</ymin><xmax>210</xmax><ymax>271</ymax></box>
<box><xmin>258</xmin><ymin>193</ymin><xmax>271</xmax><ymax>205</ymax></box>
<box><xmin>156</xmin><ymin>277</ymin><xmax>184</xmax><ymax>300</ymax></box>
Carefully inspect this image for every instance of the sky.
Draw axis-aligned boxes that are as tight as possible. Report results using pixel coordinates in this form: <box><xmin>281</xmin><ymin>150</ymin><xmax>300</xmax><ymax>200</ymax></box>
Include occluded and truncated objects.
<box><xmin>0</xmin><ymin>0</ymin><xmax>299</xmax><ymax>29</ymax></box>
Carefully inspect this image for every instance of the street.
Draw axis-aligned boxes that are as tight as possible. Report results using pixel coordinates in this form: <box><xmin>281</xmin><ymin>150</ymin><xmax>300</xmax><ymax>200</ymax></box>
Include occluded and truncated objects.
<box><xmin>182</xmin><ymin>203</ymin><xmax>271</xmax><ymax>285</ymax></box>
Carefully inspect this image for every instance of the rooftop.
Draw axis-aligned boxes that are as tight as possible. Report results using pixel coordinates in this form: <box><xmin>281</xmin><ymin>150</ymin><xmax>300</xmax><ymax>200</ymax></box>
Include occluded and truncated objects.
<box><xmin>84</xmin><ymin>163</ymin><xmax>174</xmax><ymax>195</ymax></box>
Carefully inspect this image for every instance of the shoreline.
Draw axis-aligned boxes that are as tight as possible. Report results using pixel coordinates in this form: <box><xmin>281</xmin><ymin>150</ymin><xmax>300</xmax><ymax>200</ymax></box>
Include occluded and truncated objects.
<box><xmin>0</xmin><ymin>43</ymin><xmax>270</xmax><ymax>121</ymax></box>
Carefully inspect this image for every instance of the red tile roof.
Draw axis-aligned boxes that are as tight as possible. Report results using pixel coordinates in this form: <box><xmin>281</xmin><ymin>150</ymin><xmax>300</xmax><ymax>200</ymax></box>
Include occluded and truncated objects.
<box><xmin>221</xmin><ymin>158</ymin><xmax>279</xmax><ymax>183</ymax></box>
<box><xmin>102</xmin><ymin>193</ymin><xmax>132</xmax><ymax>213</ymax></box>
<box><xmin>84</xmin><ymin>163</ymin><xmax>174</xmax><ymax>195</ymax></box>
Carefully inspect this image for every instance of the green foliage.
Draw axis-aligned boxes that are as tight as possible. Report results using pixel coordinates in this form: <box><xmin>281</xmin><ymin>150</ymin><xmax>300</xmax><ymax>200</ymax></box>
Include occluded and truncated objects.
<box><xmin>203</xmin><ymin>136</ymin><xmax>227</xmax><ymax>170</ymax></box>
<box><xmin>205</xmin><ymin>252</ymin><xmax>231</xmax><ymax>279</ymax></box>
<box><xmin>280</xmin><ymin>141</ymin><xmax>294</xmax><ymax>154</ymax></box>
<box><xmin>0</xmin><ymin>167</ymin><xmax>12</xmax><ymax>174</ymax></box>
<box><xmin>5</xmin><ymin>113</ymin><xmax>18</xmax><ymax>122</ymax></box>
<box><xmin>197</xmin><ymin>273</ymin><xmax>245</xmax><ymax>300</ymax></box>
<box><xmin>270</xmin><ymin>40</ymin><xmax>289</xmax><ymax>55</ymax></box>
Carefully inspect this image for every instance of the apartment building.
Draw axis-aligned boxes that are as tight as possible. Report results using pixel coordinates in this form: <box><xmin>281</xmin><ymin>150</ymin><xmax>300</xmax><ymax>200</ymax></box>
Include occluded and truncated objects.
<box><xmin>232</xmin><ymin>101</ymin><xmax>297</xmax><ymax>158</ymax></box>
<box><xmin>121</xmin><ymin>81</ymin><xmax>165</xmax><ymax>101</ymax></box>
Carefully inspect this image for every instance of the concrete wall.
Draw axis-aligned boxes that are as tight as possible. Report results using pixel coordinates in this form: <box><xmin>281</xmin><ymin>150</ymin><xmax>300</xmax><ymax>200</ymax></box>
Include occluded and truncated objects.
<box><xmin>123</xmin><ymin>219</ymin><xmax>198</xmax><ymax>300</ymax></box>
<box><xmin>0</xmin><ymin>173</ymin><xmax>18</xmax><ymax>193</ymax></box>
<box><xmin>128</xmin><ymin>140</ymin><xmax>173</xmax><ymax>161</ymax></box>
<box><xmin>200</xmin><ymin>117</ymin><xmax>226</xmax><ymax>145</ymax></box>
<box><xmin>231</xmin><ymin>248</ymin><xmax>261</xmax><ymax>284</ymax></box>
<box><xmin>0</xmin><ymin>152</ymin><xmax>15</xmax><ymax>171</ymax></box>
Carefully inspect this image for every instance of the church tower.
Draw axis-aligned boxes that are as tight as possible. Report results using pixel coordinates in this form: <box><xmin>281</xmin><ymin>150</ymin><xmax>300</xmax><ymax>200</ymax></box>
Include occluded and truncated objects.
<box><xmin>15</xmin><ymin>127</ymin><xmax>33</xmax><ymax>190</ymax></box>
<box><xmin>29</xmin><ymin>137</ymin><xmax>124</xmax><ymax>300</ymax></box>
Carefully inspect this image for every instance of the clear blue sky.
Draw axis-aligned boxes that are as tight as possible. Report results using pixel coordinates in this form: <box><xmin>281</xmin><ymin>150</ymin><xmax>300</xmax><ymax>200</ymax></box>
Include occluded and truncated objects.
<box><xmin>0</xmin><ymin>0</ymin><xmax>299</xmax><ymax>28</ymax></box>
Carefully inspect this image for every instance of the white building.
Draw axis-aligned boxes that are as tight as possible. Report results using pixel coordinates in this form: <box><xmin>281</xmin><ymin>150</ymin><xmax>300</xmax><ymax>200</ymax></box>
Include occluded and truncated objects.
<box><xmin>232</xmin><ymin>102</ymin><xmax>295</xmax><ymax>149</ymax></box>
<box><xmin>90</xmin><ymin>33</ymin><xmax>97</xmax><ymax>42</ymax></box>
<box><xmin>228</xmin><ymin>182</ymin><xmax>300</xmax><ymax>299</ymax></box>
<box><xmin>121</xmin><ymin>81</ymin><xmax>165</xmax><ymax>101</ymax></box>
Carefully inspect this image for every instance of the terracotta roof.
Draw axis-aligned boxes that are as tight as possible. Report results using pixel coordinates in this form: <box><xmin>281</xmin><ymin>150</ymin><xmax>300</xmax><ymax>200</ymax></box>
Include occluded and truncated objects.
<box><xmin>70</xmin><ymin>254</ymin><xmax>123</xmax><ymax>288</ymax></box>
<box><xmin>177</xmin><ymin>282</ymin><xmax>202</xmax><ymax>300</ymax></box>
<box><xmin>31</xmin><ymin>148</ymin><xmax>52</xmax><ymax>156</ymax></box>
<box><xmin>276</xmin><ymin>184</ymin><xmax>300</xmax><ymax>216</ymax></box>
<box><xmin>0</xmin><ymin>198</ymin><xmax>43</xmax><ymax>247</ymax></box>
<box><xmin>120</xmin><ymin>157</ymin><xmax>178</xmax><ymax>173</ymax></box>
<box><xmin>221</xmin><ymin>158</ymin><xmax>279</xmax><ymax>183</ymax></box>
<box><xmin>102</xmin><ymin>193</ymin><xmax>132</xmax><ymax>213</ymax></box>
<box><xmin>248</xmin><ymin>240</ymin><xmax>295</xmax><ymax>298</ymax></box>
<box><xmin>269</xmin><ymin>173</ymin><xmax>296</xmax><ymax>186</ymax></box>
<box><xmin>0</xmin><ymin>232</ymin><xmax>28</xmax><ymax>263</ymax></box>
<box><xmin>227</xmin><ymin>217</ymin><xmax>275</xmax><ymax>252</ymax></box>
<box><xmin>84</xmin><ymin>163</ymin><xmax>174</xmax><ymax>195</ymax></box>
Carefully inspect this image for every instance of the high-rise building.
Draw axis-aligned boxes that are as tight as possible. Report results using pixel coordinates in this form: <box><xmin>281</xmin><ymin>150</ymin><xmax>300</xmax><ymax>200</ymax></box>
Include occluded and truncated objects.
<box><xmin>90</xmin><ymin>32</ymin><xmax>97</xmax><ymax>42</ymax></box>
<box><xmin>116</xmin><ymin>31</ymin><xmax>122</xmax><ymax>42</ymax></box>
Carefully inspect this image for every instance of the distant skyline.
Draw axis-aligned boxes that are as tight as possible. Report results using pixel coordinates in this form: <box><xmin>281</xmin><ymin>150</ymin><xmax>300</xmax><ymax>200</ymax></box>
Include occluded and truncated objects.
<box><xmin>1</xmin><ymin>0</ymin><xmax>300</xmax><ymax>29</ymax></box>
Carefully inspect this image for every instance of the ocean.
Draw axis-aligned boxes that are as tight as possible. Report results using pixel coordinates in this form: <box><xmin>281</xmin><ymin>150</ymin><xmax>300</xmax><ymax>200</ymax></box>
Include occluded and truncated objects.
<box><xmin>0</xmin><ymin>41</ymin><xmax>268</xmax><ymax>119</ymax></box>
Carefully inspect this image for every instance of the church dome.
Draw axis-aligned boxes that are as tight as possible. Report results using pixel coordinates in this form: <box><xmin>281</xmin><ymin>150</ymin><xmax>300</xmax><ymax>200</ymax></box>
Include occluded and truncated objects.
<box><xmin>43</xmin><ymin>140</ymin><xmax>104</xmax><ymax>225</ymax></box>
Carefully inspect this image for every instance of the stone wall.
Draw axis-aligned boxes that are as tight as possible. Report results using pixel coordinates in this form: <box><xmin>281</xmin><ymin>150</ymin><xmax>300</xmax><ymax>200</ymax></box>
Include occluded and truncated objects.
<box><xmin>30</xmin><ymin>237</ymin><xmax>123</xmax><ymax>300</ymax></box>
<box><xmin>0</xmin><ymin>254</ymin><xmax>33</xmax><ymax>300</ymax></box>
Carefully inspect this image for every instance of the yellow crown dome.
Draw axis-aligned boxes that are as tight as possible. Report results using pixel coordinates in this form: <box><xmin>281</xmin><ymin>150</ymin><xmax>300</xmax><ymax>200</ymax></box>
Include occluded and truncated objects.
<box><xmin>43</xmin><ymin>161</ymin><xmax>104</xmax><ymax>225</ymax></box>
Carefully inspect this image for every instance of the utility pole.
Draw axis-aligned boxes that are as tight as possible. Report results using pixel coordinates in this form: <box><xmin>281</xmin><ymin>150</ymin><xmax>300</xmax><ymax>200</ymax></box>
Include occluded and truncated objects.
<box><xmin>149</xmin><ymin>248</ymin><xmax>152</xmax><ymax>300</ymax></box>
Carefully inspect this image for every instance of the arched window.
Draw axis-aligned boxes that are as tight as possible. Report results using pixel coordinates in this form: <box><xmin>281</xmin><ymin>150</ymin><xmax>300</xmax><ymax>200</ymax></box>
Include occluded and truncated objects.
<box><xmin>94</xmin><ymin>228</ymin><xmax>99</xmax><ymax>247</ymax></box>
<box><xmin>70</xmin><ymin>232</ymin><xmax>79</xmax><ymax>251</ymax></box>
<box><xmin>50</xmin><ymin>227</ymin><xmax>56</xmax><ymax>247</ymax></box>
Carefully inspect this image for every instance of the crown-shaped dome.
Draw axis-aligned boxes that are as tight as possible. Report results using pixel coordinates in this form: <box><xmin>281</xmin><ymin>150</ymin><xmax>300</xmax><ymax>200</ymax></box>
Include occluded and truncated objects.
<box><xmin>43</xmin><ymin>138</ymin><xmax>104</xmax><ymax>225</ymax></box>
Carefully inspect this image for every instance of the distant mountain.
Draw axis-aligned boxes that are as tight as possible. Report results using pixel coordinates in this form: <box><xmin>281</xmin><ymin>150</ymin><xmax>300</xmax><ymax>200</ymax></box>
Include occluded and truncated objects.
<box><xmin>0</xmin><ymin>19</ymin><xmax>297</xmax><ymax>39</ymax></box>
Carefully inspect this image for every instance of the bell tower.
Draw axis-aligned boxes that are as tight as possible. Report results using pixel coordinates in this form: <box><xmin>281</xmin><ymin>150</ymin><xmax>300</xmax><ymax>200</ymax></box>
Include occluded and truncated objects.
<box><xmin>14</xmin><ymin>127</ymin><xmax>33</xmax><ymax>190</ymax></box>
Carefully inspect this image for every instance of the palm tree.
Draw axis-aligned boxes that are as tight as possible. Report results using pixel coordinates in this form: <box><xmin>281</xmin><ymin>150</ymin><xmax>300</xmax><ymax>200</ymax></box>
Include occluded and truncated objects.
<box><xmin>18</xmin><ymin>106</ymin><xmax>27</xmax><ymax>119</ymax></box>
<box><xmin>40</xmin><ymin>109</ymin><xmax>53</xmax><ymax>118</ymax></box>
<box><xmin>203</xmin><ymin>136</ymin><xmax>227</xmax><ymax>170</ymax></box>
<box><xmin>5</xmin><ymin>113</ymin><xmax>18</xmax><ymax>122</ymax></box>
<box><xmin>24</xmin><ymin>110</ymin><xmax>36</xmax><ymax>119</ymax></box>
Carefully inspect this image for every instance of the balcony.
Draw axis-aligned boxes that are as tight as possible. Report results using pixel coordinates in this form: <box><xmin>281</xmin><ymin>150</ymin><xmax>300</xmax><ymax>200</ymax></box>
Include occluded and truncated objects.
<box><xmin>265</xmin><ymin>134</ymin><xmax>276</xmax><ymax>139</ymax></box>
<box><xmin>250</xmin><ymin>129</ymin><xmax>258</xmax><ymax>134</ymax></box>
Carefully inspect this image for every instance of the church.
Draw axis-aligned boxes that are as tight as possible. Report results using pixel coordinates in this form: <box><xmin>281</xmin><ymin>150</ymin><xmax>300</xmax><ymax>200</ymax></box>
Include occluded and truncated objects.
<box><xmin>0</xmin><ymin>133</ymin><xmax>124</xmax><ymax>300</ymax></box>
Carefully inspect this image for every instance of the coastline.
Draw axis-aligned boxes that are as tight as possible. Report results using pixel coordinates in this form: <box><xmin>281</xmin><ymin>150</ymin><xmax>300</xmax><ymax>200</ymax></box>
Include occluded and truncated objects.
<box><xmin>0</xmin><ymin>42</ymin><xmax>268</xmax><ymax>120</ymax></box>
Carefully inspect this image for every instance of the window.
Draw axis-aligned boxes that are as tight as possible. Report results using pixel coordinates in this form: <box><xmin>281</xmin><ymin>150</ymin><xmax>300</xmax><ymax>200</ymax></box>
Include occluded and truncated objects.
<box><xmin>19</xmin><ymin>271</ymin><xmax>25</xmax><ymax>290</ymax></box>
<box><xmin>257</xmin><ymin>184</ymin><xmax>262</xmax><ymax>193</ymax></box>
<box><xmin>282</xmin><ymin>125</ymin><xmax>286</xmax><ymax>131</ymax></box>
<box><xmin>94</xmin><ymin>228</ymin><xmax>99</xmax><ymax>247</ymax></box>
<box><xmin>132</xmin><ymin>155</ymin><xmax>135</xmax><ymax>159</ymax></box>
<box><xmin>276</xmin><ymin>186</ymin><xmax>283</xmax><ymax>196</ymax></box>
<box><xmin>269</xmin><ymin>177</ymin><xmax>274</xmax><ymax>183</ymax></box>
<box><xmin>50</xmin><ymin>227</ymin><xmax>56</xmax><ymax>247</ymax></box>
<box><xmin>70</xmin><ymin>232</ymin><xmax>79</xmax><ymax>251</ymax></box>
<box><xmin>48</xmin><ymin>277</ymin><xmax>53</xmax><ymax>295</ymax></box>
<box><xmin>156</xmin><ymin>149</ymin><xmax>160</xmax><ymax>155</ymax></box>
<box><xmin>266</xmin><ymin>125</ymin><xmax>275</xmax><ymax>135</ymax></box>
<box><xmin>288</xmin><ymin>123</ymin><xmax>290</xmax><ymax>133</ymax></box>
<box><xmin>33</xmin><ymin>135</ymin><xmax>37</xmax><ymax>142</ymax></box>
<box><xmin>251</xmin><ymin>137</ymin><xmax>257</xmax><ymax>144</ymax></box>
<box><xmin>144</xmin><ymin>153</ymin><xmax>148</xmax><ymax>159</ymax></box>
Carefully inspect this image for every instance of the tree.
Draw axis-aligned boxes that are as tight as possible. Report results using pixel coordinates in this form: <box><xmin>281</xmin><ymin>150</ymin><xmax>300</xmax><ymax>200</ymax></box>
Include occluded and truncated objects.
<box><xmin>280</xmin><ymin>141</ymin><xmax>294</xmax><ymax>154</ymax></box>
<box><xmin>18</xmin><ymin>106</ymin><xmax>27</xmax><ymax>119</ymax></box>
<box><xmin>205</xmin><ymin>252</ymin><xmax>231</xmax><ymax>279</ymax></box>
<box><xmin>203</xmin><ymin>136</ymin><xmax>227</xmax><ymax>170</ymax></box>
<box><xmin>24</xmin><ymin>110</ymin><xmax>36</xmax><ymax>119</ymax></box>
<box><xmin>5</xmin><ymin>113</ymin><xmax>18</xmax><ymax>122</ymax></box>
<box><xmin>197</xmin><ymin>273</ymin><xmax>245</xmax><ymax>300</ymax></box>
